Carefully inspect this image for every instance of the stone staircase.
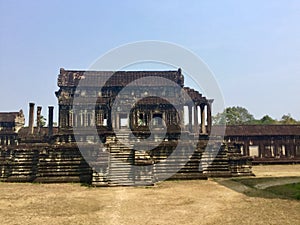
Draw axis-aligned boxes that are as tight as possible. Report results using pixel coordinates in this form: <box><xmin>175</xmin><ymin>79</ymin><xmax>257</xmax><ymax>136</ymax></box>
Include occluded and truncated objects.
<box><xmin>200</xmin><ymin>142</ymin><xmax>254</xmax><ymax>177</ymax></box>
<box><xmin>107</xmin><ymin>134</ymin><xmax>155</xmax><ymax>186</ymax></box>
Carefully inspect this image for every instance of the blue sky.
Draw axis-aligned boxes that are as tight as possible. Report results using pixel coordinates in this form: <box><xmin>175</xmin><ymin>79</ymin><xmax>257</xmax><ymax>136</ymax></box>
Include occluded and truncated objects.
<box><xmin>0</xmin><ymin>0</ymin><xmax>299</xmax><ymax>123</ymax></box>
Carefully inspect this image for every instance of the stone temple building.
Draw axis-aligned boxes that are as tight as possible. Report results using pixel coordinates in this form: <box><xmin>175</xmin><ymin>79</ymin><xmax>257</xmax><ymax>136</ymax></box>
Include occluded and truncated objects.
<box><xmin>55</xmin><ymin>68</ymin><xmax>213</xmax><ymax>139</ymax></box>
<box><xmin>0</xmin><ymin>68</ymin><xmax>255</xmax><ymax>186</ymax></box>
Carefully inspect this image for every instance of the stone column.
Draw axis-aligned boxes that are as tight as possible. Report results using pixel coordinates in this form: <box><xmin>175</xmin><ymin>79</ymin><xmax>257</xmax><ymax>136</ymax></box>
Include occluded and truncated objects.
<box><xmin>292</xmin><ymin>144</ymin><xmax>296</xmax><ymax>158</ymax></box>
<box><xmin>188</xmin><ymin>105</ymin><xmax>192</xmax><ymax>132</ymax></box>
<box><xmin>288</xmin><ymin>144</ymin><xmax>295</xmax><ymax>158</ymax></box>
<box><xmin>200</xmin><ymin>104</ymin><xmax>206</xmax><ymax>134</ymax></box>
<box><xmin>36</xmin><ymin>106</ymin><xmax>42</xmax><ymax>134</ymax></box>
<box><xmin>194</xmin><ymin>105</ymin><xmax>198</xmax><ymax>133</ymax></box>
<box><xmin>48</xmin><ymin>106</ymin><xmax>54</xmax><ymax>137</ymax></box>
<box><xmin>179</xmin><ymin>106</ymin><xmax>185</xmax><ymax>130</ymax></box>
<box><xmin>74</xmin><ymin>111</ymin><xmax>78</xmax><ymax>127</ymax></box>
<box><xmin>244</xmin><ymin>140</ymin><xmax>249</xmax><ymax>156</ymax></box>
<box><xmin>207</xmin><ymin>100</ymin><xmax>213</xmax><ymax>135</ymax></box>
<box><xmin>259</xmin><ymin>143</ymin><xmax>264</xmax><ymax>158</ymax></box>
<box><xmin>68</xmin><ymin>109</ymin><xmax>73</xmax><ymax>127</ymax></box>
<box><xmin>274</xmin><ymin>142</ymin><xmax>279</xmax><ymax>158</ymax></box>
<box><xmin>150</xmin><ymin>111</ymin><xmax>153</xmax><ymax>126</ymax></box>
<box><xmin>28</xmin><ymin>102</ymin><xmax>35</xmax><ymax>134</ymax></box>
<box><xmin>115</xmin><ymin>113</ymin><xmax>120</xmax><ymax>129</ymax></box>
<box><xmin>131</xmin><ymin>110</ymin><xmax>135</xmax><ymax>128</ymax></box>
<box><xmin>91</xmin><ymin>110</ymin><xmax>95</xmax><ymax>126</ymax></box>
<box><xmin>146</xmin><ymin>111</ymin><xmax>150</xmax><ymax>126</ymax></box>
<box><xmin>107</xmin><ymin>108</ymin><xmax>112</xmax><ymax>129</ymax></box>
<box><xmin>84</xmin><ymin>110</ymin><xmax>88</xmax><ymax>127</ymax></box>
<box><xmin>79</xmin><ymin>110</ymin><xmax>83</xmax><ymax>127</ymax></box>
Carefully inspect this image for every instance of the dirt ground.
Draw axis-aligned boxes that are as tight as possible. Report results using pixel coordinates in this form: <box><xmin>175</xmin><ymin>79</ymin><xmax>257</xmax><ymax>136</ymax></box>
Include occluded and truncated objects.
<box><xmin>252</xmin><ymin>164</ymin><xmax>300</xmax><ymax>177</ymax></box>
<box><xmin>1</xmin><ymin>165</ymin><xmax>300</xmax><ymax>225</ymax></box>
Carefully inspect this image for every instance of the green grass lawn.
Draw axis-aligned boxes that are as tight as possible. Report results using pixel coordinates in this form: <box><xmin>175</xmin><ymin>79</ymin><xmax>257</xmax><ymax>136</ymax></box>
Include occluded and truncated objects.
<box><xmin>265</xmin><ymin>182</ymin><xmax>300</xmax><ymax>200</ymax></box>
<box><xmin>219</xmin><ymin>177</ymin><xmax>300</xmax><ymax>200</ymax></box>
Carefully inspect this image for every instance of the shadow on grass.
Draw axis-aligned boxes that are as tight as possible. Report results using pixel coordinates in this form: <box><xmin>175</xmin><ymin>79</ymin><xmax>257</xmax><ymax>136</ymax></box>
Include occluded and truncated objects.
<box><xmin>215</xmin><ymin>177</ymin><xmax>300</xmax><ymax>201</ymax></box>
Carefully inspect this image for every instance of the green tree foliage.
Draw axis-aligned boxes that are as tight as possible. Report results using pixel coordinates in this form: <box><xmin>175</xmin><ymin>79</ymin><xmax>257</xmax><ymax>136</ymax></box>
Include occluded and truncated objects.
<box><xmin>36</xmin><ymin>115</ymin><xmax>47</xmax><ymax>127</ymax></box>
<box><xmin>213</xmin><ymin>107</ymin><xmax>300</xmax><ymax>125</ymax></box>
<box><xmin>258</xmin><ymin>115</ymin><xmax>277</xmax><ymax>125</ymax></box>
<box><xmin>280</xmin><ymin>114</ymin><xmax>299</xmax><ymax>124</ymax></box>
<box><xmin>213</xmin><ymin>106</ymin><xmax>255</xmax><ymax>125</ymax></box>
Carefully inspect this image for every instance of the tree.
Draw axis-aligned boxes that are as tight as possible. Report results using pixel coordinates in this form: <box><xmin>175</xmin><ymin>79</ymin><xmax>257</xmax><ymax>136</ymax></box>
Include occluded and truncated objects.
<box><xmin>213</xmin><ymin>107</ymin><xmax>300</xmax><ymax>125</ymax></box>
<box><xmin>258</xmin><ymin>115</ymin><xmax>277</xmax><ymax>125</ymax></box>
<box><xmin>212</xmin><ymin>112</ymin><xmax>226</xmax><ymax>125</ymax></box>
<box><xmin>36</xmin><ymin>115</ymin><xmax>47</xmax><ymax>127</ymax></box>
<box><xmin>213</xmin><ymin>106</ymin><xmax>255</xmax><ymax>125</ymax></box>
<box><xmin>279</xmin><ymin>114</ymin><xmax>299</xmax><ymax>124</ymax></box>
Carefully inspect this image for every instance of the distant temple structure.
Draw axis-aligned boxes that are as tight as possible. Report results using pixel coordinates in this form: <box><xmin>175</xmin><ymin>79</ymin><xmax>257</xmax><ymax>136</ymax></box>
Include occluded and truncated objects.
<box><xmin>0</xmin><ymin>110</ymin><xmax>24</xmax><ymax>145</ymax></box>
<box><xmin>0</xmin><ymin>68</ymin><xmax>299</xmax><ymax>185</ymax></box>
<box><xmin>222</xmin><ymin>125</ymin><xmax>300</xmax><ymax>164</ymax></box>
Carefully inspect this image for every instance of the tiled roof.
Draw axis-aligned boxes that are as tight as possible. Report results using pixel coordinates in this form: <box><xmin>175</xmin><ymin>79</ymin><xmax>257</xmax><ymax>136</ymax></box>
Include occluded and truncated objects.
<box><xmin>58</xmin><ymin>68</ymin><xmax>184</xmax><ymax>87</ymax></box>
<box><xmin>213</xmin><ymin>125</ymin><xmax>300</xmax><ymax>136</ymax></box>
<box><xmin>0</xmin><ymin>112</ymin><xmax>21</xmax><ymax>123</ymax></box>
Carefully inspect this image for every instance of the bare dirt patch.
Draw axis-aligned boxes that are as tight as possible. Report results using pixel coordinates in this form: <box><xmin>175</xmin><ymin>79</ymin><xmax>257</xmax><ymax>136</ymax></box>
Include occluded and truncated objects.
<box><xmin>252</xmin><ymin>164</ymin><xmax>300</xmax><ymax>177</ymax></box>
<box><xmin>0</xmin><ymin>165</ymin><xmax>300</xmax><ymax>225</ymax></box>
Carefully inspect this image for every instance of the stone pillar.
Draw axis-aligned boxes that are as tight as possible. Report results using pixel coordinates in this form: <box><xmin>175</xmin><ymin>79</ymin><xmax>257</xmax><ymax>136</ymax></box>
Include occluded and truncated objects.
<box><xmin>244</xmin><ymin>140</ymin><xmax>249</xmax><ymax>156</ymax></box>
<box><xmin>194</xmin><ymin>105</ymin><xmax>198</xmax><ymax>133</ymax></box>
<box><xmin>84</xmin><ymin>110</ymin><xmax>88</xmax><ymax>127</ymax></box>
<box><xmin>288</xmin><ymin>144</ymin><xmax>295</xmax><ymax>158</ymax></box>
<box><xmin>36</xmin><ymin>106</ymin><xmax>42</xmax><ymax>134</ymax></box>
<box><xmin>292</xmin><ymin>144</ymin><xmax>296</xmax><ymax>158</ymax></box>
<box><xmin>150</xmin><ymin>111</ymin><xmax>153</xmax><ymax>126</ymax></box>
<box><xmin>115</xmin><ymin>113</ymin><xmax>120</xmax><ymax>129</ymax></box>
<box><xmin>48</xmin><ymin>106</ymin><xmax>54</xmax><ymax>137</ymax></box>
<box><xmin>200</xmin><ymin>104</ymin><xmax>206</xmax><ymax>134</ymax></box>
<box><xmin>180</xmin><ymin>106</ymin><xmax>185</xmax><ymax>130</ymax></box>
<box><xmin>74</xmin><ymin>111</ymin><xmax>78</xmax><ymax>127</ymax></box>
<box><xmin>207</xmin><ymin>100</ymin><xmax>213</xmax><ymax>135</ymax></box>
<box><xmin>259</xmin><ymin>143</ymin><xmax>264</xmax><ymax>158</ymax></box>
<box><xmin>107</xmin><ymin>108</ymin><xmax>112</xmax><ymax>129</ymax></box>
<box><xmin>274</xmin><ymin>142</ymin><xmax>279</xmax><ymax>158</ymax></box>
<box><xmin>80</xmin><ymin>110</ymin><xmax>83</xmax><ymax>127</ymax></box>
<box><xmin>91</xmin><ymin>110</ymin><xmax>95</xmax><ymax>126</ymax></box>
<box><xmin>188</xmin><ymin>105</ymin><xmax>192</xmax><ymax>132</ymax></box>
<box><xmin>146</xmin><ymin>111</ymin><xmax>150</xmax><ymax>126</ymax></box>
<box><xmin>28</xmin><ymin>102</ymin><xmax>35</xmax><ymax>134</ymax></box>
<box><xmin>131</xmin><ymin>110</ymin><xmax>135</xmax><ymax>128</ymax></box>
<box><xmin>68</xmin><ymin>109</ymin><xmax>73</xmax><ymax>127</ymax></box>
